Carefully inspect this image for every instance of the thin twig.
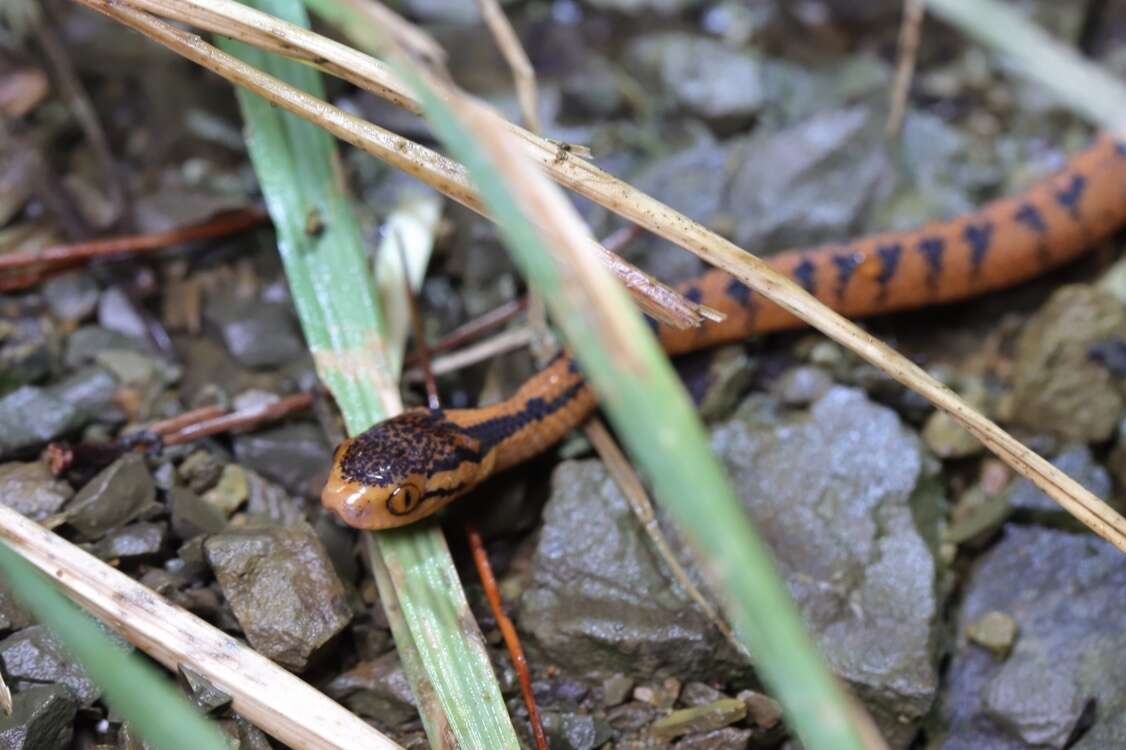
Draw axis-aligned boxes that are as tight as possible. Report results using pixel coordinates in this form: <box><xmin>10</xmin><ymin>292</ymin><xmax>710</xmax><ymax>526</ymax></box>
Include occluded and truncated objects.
<box><xmin>886</xmin><ymin>0</ymin><xmax>926</xmax><ymax>137</ymax></box>
<box><xmin>465</xmin><ymin>526</ymin><xmax>547</xmax><ymax>750</ymax></box>
<box><xmin>404</xmin><ymin>296</ymin><xmax>528</xmax><ymax>368</ymax></box>
<box><xmin>0</xmin><ymin>207</ymin><xmax>268</xmax><ymax>272</ymax></box>
<box><xmin>474</xmin><ymin>0</ymin><xmax>541</xmax><ymax>159</ymax></box>
<box><xmin>0</xmin><ymin>504</ymin><xmax>402</xmax><ymax>749</ymax></box>
<box><xmin>161</xmin><ymin>392</ymin><xmax>314</xmax><ymax>445</ymax></box>
<box><xmin>145</xmin><ymin>405</ymin><xmax>226</xmax><ymax>437</ymax></box>
<box><xmin>583</xmin><ymin>419</ymin><xmax>749</xmax><ymax>659</ymax></box>
<box><xmin>405</xmin><ymin>326</ymin><xmax>535</xmax><ymax>381</ymax></box>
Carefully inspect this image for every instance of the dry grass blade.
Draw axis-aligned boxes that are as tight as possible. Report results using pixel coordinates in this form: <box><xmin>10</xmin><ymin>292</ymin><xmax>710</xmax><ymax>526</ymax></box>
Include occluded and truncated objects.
<box><xmin>474</xmin><ymin>0</ymin><xmax>541</xmax><ymax>133</ymax></box>
<box><xmin>405</xmin><ymin>326</ymin><xmax>535</xmax><ymax>380</ymax></box>
<box><xmin>74</xmin><ymin>0</ymin><xmax>1126</xmax><ymax>552</ymax></box>
<box><xmin>0</xmin><ymin>504</ymin><xmax>402</xmax><ymax>750</ymax></box>
<box><xmin>887</xmin><ymin>0</ymin><xmax>926</xmax><ymax>136</ymax></box>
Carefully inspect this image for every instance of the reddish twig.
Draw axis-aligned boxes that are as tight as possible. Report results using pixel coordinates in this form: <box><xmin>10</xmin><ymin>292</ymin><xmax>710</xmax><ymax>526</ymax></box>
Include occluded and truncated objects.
<box><xmin>0</xmin><ymin>207</ymin><xmax>268</xmax><ymax>273</ymax></box>
<box><xmin>465</xmin><ymin>526</ymin><xmax>547</xmax><ymax>750</ymax></box>
<box><xmin>146</xmin><ymin>405</ymin><xmax>227</xmax><ymax>437</ymax></box>
<box><xmin>403</xmin><ymin>297</ymin><xmax>528</xmax><ymax>369</ymax></box>
<box><xmin>161</xmin><ymin>393</ymin><xmax>314</xmax><ymax>446</ymax></box>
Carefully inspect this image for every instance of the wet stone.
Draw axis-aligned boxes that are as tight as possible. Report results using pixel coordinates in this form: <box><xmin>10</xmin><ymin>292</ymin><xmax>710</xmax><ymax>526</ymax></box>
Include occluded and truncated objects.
<box><xmin>201</xmin><ymin>464</ymin><xmax>249</xmax><ymax>516</ymax></box>
<box><xmin>0</xmin><ymin>461</ymin><xmax>73</xmax><ymax>520</ymax></box>
<box><xmin>541</xmin><ymin>712</ymin><xmax>601</xmax><ymax>750</ymax></box>
<box><xmin>0</xmin><ymin>317</ymin><xmax>57</xmax><ymax>392</ymax></box>
<box><xmin>66</xmin><ymin>454</ymin><xmax>159</xmax><ymax>540</ymax></box>
<box><xmin>710</xmin><ymin>387</ymin><xmax>945</xmax><ymax>748</ymax></box>
<box><xmin>625</xmin><ymin>34</ymin><xmax>764</xmax><ymax>125</ymax></box>
<box><xmin>966</xmin><ymin>610</ymin><xmax>1018</xmax><ymax>659</ymax></box>
<box><xmin>520</xmin><ymin>460</ymin><xmax>749</xmax><ymax>685</ymax></box>
<box><xmin>178</xmin><ymin>665</ymin><xmax>232</xmax><ymax>713</ymax></box>
<box><xmin>1007</xmin><ymin>446</ymin><xmax>1112</xmax><ymax>523</ymax></box>
<box><xmin>45</xmin><ymin>366</ymin><xmax>119</xmax><ymax>424</ymax></box>
<box><xmin>738</xmin><ymin>689</ymin><xmax>782</xmax><ymax>730</ymax></box>
<box><xmin>64</xmin><ymin>325</ymin><xmax>150</xmax><ymax>369</ymax></box>
<box><xmin>204</xmin><ymin>522</ymin><xmax>351</xmax><ymax>671</ymax></box>
<box><xmin>43</xmin><ymin>270</ymin><xmax>99</xmax><ymax>323</ymax></box>
<box><xmin>651</xmin><ymin>698</ymin><xmax>747</xmax><ymax>740</ymax></box>
<box><xmin>178</xmin><ymin>450</ymin><xmax>226</xmax><ymax>494</ymax></box>
<box><xmin>0</xmin><ymin>626</ymin><xmax>102</xmax><ymax>706</ymax></box>
<box><xmin>233</xmin><ymin>423</ymin><xmax>332</xmax><ymax>498</ymax></box>
<box><xmin>206</xmin><ymin>298</ymin><xmax>303</xmax><ymax>369</ymax></box>
<box><xmin>602</xmin><ymin>674</ymin><xmax>634</xmax><ymax>707</ymax></box>
<box><xmin>0</xmin><ymin>684</ymin><xmax>78</xmax><ymax>750</ymax></box>
<box><xmin>97</xmin><ymin>286</ymin><xmax>148</xmax><ymax>341</ymax></box>
<box><xmin>91</xmin><ymin>521</ymin><xmax>166</xmax><ymax>560</ymax></box>
<box><xmin>0</xmin><ymin>386</ymin><xmax>79</xmax><ymax>455</ymax></box>
<box><xmin>941</xmin><ymin>526</ymin><xmax>1126</xmax><ymax>748</ymax></box>
<box><xmin>1010</xmin><ymin>285</ymin><xmax>1126</xmax><ymax>442</ymax></box>
<box><xmin>169</xmin><ymin>486</ymin><xmax>227</xmax><ymax>541</ymax></box>
<box><xmin>325</xmin><ymin>651</ymin><xmax>416</xmax><ymax>725</ymax></box>
<box><xmin>679</xmin><ymin>682</ymin><xmax>725</xmax><ymax>708</ymax></box>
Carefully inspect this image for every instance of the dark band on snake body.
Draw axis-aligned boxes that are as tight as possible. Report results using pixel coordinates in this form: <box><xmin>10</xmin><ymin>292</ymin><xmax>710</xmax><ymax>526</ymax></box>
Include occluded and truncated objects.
<box><xmin>323</xmin><ymin>134</ymin><xmax>1126</xmax><ymax>530</ymax></box>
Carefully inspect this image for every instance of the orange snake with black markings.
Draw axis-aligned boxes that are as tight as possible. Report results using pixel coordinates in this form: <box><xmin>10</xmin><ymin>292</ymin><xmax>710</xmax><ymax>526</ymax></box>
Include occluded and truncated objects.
<box><xmin>322</xmin><ymin>134</ymin><xmax>1126</xmax><ymax>529</ymax></box>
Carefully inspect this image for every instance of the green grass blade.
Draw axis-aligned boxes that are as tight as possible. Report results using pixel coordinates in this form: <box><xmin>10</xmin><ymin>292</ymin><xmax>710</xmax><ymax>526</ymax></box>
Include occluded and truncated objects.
<box><xmin>215</xmin><ymin>3</ymin><xmax>520</xmax><ymax>747</ymax></box>
<box><xmin>291</xmin><ymin>5</ymin><xmax>877</xmax><ymax>744</ymax></box>
<box><xmin>0</xmin><ymin>542</ymin><xmax>227</xmax><ymax>750</ymax></box>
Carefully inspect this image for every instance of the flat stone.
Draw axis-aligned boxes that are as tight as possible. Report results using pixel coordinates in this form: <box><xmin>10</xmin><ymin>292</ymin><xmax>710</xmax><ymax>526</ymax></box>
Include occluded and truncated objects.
<box><xmin>679</xmin><ymin>681</ymin><xmax>725</xmax><ymax>708</ymax></box>
<box><xmin>65</xmin><ymin>454</ymin><xmax>159</xmax><ymax>540</ymax></box>
<box><xmin>97</xmin><ymin>286</ymin><xmax>148</xmax><ymax>341</ymax></box>
<box><xmin>168</xmin><ymin>486</ymin><xmax>227</xmax><ymax>541</ymax></box>
<box><xmin>201</xmin><ymin>464</ymin><xmax>249</xmax><ymax>516</ymax></box>
<box><xmin>204</xmin><ymin>523</ymin><xmax>351</xmax><ymax>670</ymax></box>
<box><xmin>206</xmin><ymin>298</ymin><xmax>304</xmax><ymax>369</ymax></box>
<box><xmin>940</xmin><ymin>526</ymin><xmax>1126</xmax><ymax>748</ymax></box>
<box><xmin>710</xmin><ymin>387</ymin><xmax>945</xmax><ymax>748</ymax></box>
<box><xmin>43</xmin><ymin>271</ymin><xmax>99</xmax><ymax>322</ymax></box>
<box><xmin>0</xmin><ymin>386</ymin><xmax>79</xmax><ymax>455</ymax></box>
<box><xmin>671</xmin><ymin>727</ymin><xmax>754</xmax><ymax>750</ymax></box>
<box><xmin>0</xmin><ymin>684</ymin><xmax>78</xmax><ymax>749</ymax></box>
<box><xmin>44</xmin><ymin>366</ymin><xmax>119</xmax><ymax>423</ymax></box>
<box><xmin>178</xmin><ymin>665</ymin><xmax>232</xmax><ymax>713</ymax></box>
<box><xmin>1010</xmin><ymin>285</ymin><xmax>1126</xmax><ymax>442</ymax></box>
<box><xmin>90</xmin><ymin>521</ymin><xmax>166</xmax><ymax>560</ymax></box>
<box><xmin>324</xmin><ymin>651</ymin><xmax>416</xmax><ymax>724</ymax></box>
<box><xmin>602</xmin><ymin>674</ymin><xmax>634</xmax><ymax>707</ymax></box>
<box><xmin>1006</xmin><ymin>445</ymin><xmax>1113</xmax><ymax>524</ymax></box>
<box><xmin>232</xmin><ymin>423</ymin><xmax>332</xmax><ymax>498</ymax></box>
<box><xmin>0</xmin><ymin>626</ymin><xmax>101</xmax><ymax>706</ymax></box>
<box><xmin>0</xmin><ymin>461</ymin><xmax>73</xmax><ymax>520</ymax></box>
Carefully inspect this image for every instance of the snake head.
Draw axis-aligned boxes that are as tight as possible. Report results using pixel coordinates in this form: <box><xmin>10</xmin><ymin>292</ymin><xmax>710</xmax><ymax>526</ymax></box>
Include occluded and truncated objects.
<box><xmin>321</xmin><ymin>409</ymin><xmax>493</xmax><ymax>529</ymax></box>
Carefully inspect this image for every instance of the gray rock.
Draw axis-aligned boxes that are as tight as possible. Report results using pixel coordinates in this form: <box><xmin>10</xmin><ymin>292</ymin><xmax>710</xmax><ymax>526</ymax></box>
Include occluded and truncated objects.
<box><xmin>325</xmin><ymin>651</ymin><xmax>417</xmax><ymax>725</ymax></box>
<box><xmin>0</xmin><ymin>387</ymin><xmax>79</xmax><ymax>455</ymax></box>
<box><xmin>680</xmin><ymin>681</ymin><xmax>725</xmax><ymax>708</ymax></box>
<box><xmin>541</xmin><ymin>711</ymin><xmax>600</xmax><ymax>750</ymax></box>
<box><xmin>90</xmin><ymin>521</ymin><xmax>166</xmax><ymax>560</ymax></box>
<box><xmin>1010</xmin><ymin>285</ymin><xmax>1126</xmax><ymax>442</ymax></box>
<box><xmin>244</xmin><ymin>469</ymin><xmax>307</xmax><ymax>527</ymax></box>
<box><xmin>65</xmin><ymin>454</ymin><xmax>159</xmax><ymax>540</ymax></box>
<box><xmin>0</xmin><ymin>684</ymin><xmax>78</xmax><ymax>749</ymax></box>
<box><xmin>43</xmin><ymin>271</ymin><xmax>99</xmax><ymax>323</ymax></box>
<box><xmin>772</xmin><ymin>365</ymin><xmax>833</xmax><ymax>406</ymax></box>
<box><xmin>204</xmin><ymin>523</ymin><xmax>351</xmax><ymax>670</ymax></box>
<box><xmin>44</xmin><ymin>366</ymin><xmax>119</xmax><ymax>423</ymax></box>
<box><xmin>519</xmin><ymin>460</ymin><xmax>748</xmax><ymax>684</ymax></box>
<box><xmin>168</xmin><ymin>486</ymin><xmax>227</xmax><ymax>541</ymax></box>
<box><xmin>0</xmin><ymin>461</ymin><xmax>74</xmax><ymax>520</ymax></box>
<box><xmin>97</xmin><ymin>286</ymin><xmax>149</xmax><ymax>341</ymax></box>
<box><xmin>940</xmin><ymin>526</ymin><xmax>1126</xmax><ymax>748</ymax></box>
<box><xmin>1006</xmin><ymin>445</ymin><xmax>1112</xmax><ymax>522</ymax></box>
<box><xmin>672</xmin><ymin>727</ymin><xmax>754</xmax><ymax>749</ymax></box>
<box><xmin>726</xmin><ymin>107</ymin><xmax>894</xmax><ymax>252</ymax></box>
<box><xmin>64</xmin><ymin>325</ymin><xmax>150</xmax><ymax>369</ymax></box>
<box><xmin>0</xmin><ymin>317</ymin><xmax>58</xmax><ymax>392</ymax></box>
<box><xmin>179</xmin><ymin>665</ymin><xmax>232</xmax><ymax>713</ymax></box>
<box><xmin>178</xmin><ymin>450</ymin><xmax>226</xmax><ymax>494</ymax></box>
<box><xmin>710</xmin><ymin>387</ymin><xmax>945</xmax><ymax>748</ymax></box>
<box><xmin>625</xmin><ymin>34</ymin><xmax>764</xmax><ymax>123</ymax></box>
<box><xmin>233</xmin><ymin>423</ymin><xmax>332</xmax><ymax>498</ymax></box>
<box><xmin>0</xmin><ymin>626</ymin><xmax>101</xmax><ymax>706</ymax></box>
<box><xmin>206</xmin><ymin>298</ymin><xmax>303</xmax><ymax>369</ymax></box>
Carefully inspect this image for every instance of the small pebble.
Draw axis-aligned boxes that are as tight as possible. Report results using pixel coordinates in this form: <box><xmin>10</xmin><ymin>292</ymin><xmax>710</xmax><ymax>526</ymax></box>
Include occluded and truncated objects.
<box><xmin>650</xmin><ymin>698</ymin><xmax>747</xmax><ymax>740</ymax></box>
<box><xmin>966</xmin><ymin>610</ymin><xmax>1018</xmax><ymax>658</ymax></box>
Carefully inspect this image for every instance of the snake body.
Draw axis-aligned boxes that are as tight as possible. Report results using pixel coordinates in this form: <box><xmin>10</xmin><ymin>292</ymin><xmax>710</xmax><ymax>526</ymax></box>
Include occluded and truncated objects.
<box><xmin>322</xmin><ymin>135</ymin><xmax>1126</xmax><ymax>529</ymax></box>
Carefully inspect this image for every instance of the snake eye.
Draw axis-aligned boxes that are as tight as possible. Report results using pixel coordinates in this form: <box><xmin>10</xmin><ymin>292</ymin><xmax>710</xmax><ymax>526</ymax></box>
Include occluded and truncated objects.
<box><xmin>387</xmin><ymin>483</ymin><xmax>422</xmax><ymax>516</ymax></box>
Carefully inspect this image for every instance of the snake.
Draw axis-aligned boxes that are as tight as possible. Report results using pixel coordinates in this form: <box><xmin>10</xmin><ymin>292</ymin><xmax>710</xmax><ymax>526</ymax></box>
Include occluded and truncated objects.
<box><xmin>322</xmin><ymin>134</ymin><xmax>1126</xmax><ymax>530</ymax></box>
